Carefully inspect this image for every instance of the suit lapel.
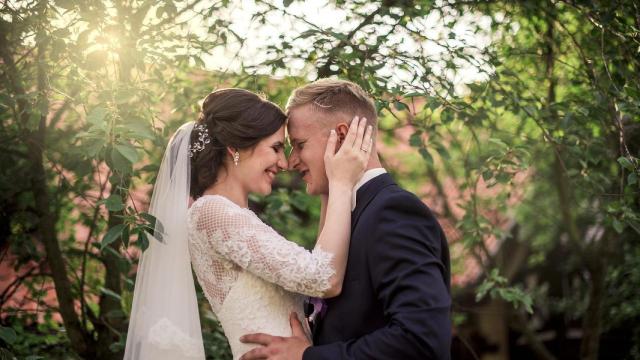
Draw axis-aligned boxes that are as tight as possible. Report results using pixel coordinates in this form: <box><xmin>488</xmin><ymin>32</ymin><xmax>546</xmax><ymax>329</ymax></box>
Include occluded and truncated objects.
<box><xmin>351</xmin><ymin>173</ymin><xmax>396</xmax><ymax>230</ymax></box>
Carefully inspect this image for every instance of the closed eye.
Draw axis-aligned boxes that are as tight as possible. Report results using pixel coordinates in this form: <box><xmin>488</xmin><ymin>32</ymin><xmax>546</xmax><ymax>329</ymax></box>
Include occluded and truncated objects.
<box><xmin>289</xmin><ymin>138</ymin><xmax>307</xmax><ymax>152</ymax></box>
<box><xmin>272</xmin><ymin>142</ymin><xmax>284</xmax><ymax>153</ymax></box>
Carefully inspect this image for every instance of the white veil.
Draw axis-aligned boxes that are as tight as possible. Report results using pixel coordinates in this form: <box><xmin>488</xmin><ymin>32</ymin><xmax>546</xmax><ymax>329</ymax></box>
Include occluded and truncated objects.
<box><xmin>124</xmin><ymin>122</ymin><xmax>205</xmax><ymax>359</ymax></box>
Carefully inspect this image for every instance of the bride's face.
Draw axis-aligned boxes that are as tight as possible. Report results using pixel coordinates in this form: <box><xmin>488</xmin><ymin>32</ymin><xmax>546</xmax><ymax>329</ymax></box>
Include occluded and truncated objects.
<box><xmin>236</xmin><ymin>125</ymin><xmax>287</xmax><ymax>195</ymax></box>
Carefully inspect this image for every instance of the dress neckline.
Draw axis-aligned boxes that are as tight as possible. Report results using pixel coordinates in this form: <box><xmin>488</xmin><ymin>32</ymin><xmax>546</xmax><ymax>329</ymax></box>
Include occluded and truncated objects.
<box><xmin>197</xmin><ymin>194</ymin><xmax>251</xmax><ymax>211</ymax></box>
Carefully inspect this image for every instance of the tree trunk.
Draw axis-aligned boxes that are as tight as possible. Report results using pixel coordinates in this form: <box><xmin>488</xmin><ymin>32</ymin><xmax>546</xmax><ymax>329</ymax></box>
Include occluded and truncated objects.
<box><xmin>510</xmin><ymin>310</ymin><xmax>557</xmax><ymax>360</ymax></box>
<box><xmin>28</xmin><ymin>2</ymin><xmax>90</xmax><ymax>356</ymax></box>
<box><xmin>580</xmin><ymin>252</ymin><xmax>606</xmax><ymax>360</ymax></box>
<box><xmin>95</xmin><ymin>177</ymin><xmax>130</xmax><ymax>360</ymax></box>
<box><xmin>544</xmin><ymin>3</ymin><xmax>606</xmax><ymax>358</ymax></box>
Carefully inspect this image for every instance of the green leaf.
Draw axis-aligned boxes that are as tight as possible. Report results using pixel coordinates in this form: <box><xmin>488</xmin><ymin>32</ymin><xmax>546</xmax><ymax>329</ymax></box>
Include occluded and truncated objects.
<box><xmin>482</xmin><ymin>169</ymin><xmax>493</xmax><ymax>181</ymax></box>
<box><xmin>100</xmin><ymin>287</ymin><xmax>122</xmax><ymax>301</ymax></box>
<box><xmin>613</xmin><ymin>218</ymin><xmax>625</xmax><ymax>234</ymax></box>
<box><xmin>155</xmin><ymin>5</ymin><xmax>165</xmax><ymax>18</ymax></box>
<box><xmin>103</xmin><ymin>194</ymin><xmax>125</xmax><ymax>211</ymax></box>
<box><xmin>85</xmin><ymin>138</ymin><xmax>106</xmax><ymax>157</ymax></box>
<box><xmin>419</xmin><ymin>148</ymin><xmax>433</xmax><ymax>164</ymax></box>
<box><xmin>193</xmin><ymin>56</ymin><xmax>205</xmax><ymax>68</ymax></box>
<box><xmin>127</xmin><ymin>122</ymin><xmax>156</xmax><ymax>140</ymax></box>
<box><xmin>618</xmin><ymin>156</ymin><xmax>634</xmax><ymax>171</ymax></box>
<box><xmin>298</xmin><ymin>29</ymin><xmax>317</xmax><ymax>39</ymax></box>
<box><xmin>137</xmin><ymin>230</ymin><xmax>149</xmax><ymax>251</ymax></box>
<box><xmin>139</xmin><ymin>212</ymin><xmax>157</xmax><ymax>228</ymax></box>
<box><xmin>523</xmin><ymin>105</ymin><xmax>537</xmax><ymax>116</ymax></box>
<box><xmin>290</xmin><ymin>193</ymin><xmax>309</xmax><ymax>211</ymax></box>
<box><xmin>55</xmin><ymin>0</ymin><xmax>75</xmax><ymax>10</ymax></box>
<box><xmin>165</xmin><ymin>0</ymin><xmax>177</xmax><ymax>14</ymax></box>
<box><xmin>140</xmin><ymin>213</ymin><xmax>164</xmax><ymax>241</ymax></box>
<box><xmin>467</xmin><ymin>83</ymin><xmax>485</xmax><ymax>93</ymax></box>
<box><xmin>105</xmin><ymin>309</ymin><xmax>126</xmax><ymax>319</ymax></box>
<box><xmin>0</xmin><ymin>326</ymin><xmax>17</xmax><ymax>344</ymax></box>
<box><xmin>409</xmin><ymin>132</ymin><xmax>422</xmax><ymax>147</ymax></box>
<box><xmin>115</xmin><ymin>144</ymin><xmax>139</xmax><ymax>164</ymax></box>
<box><xmin>626</xmin><ymin>219</ymin><xmax>640</xmax><ymax>235</ymax></box>
<box><xmin>121</xmin><ymin>224</ymin><xmax>130</xmax><ymax>248</ymax></box>
<box><xmin>496</xmin><ymin>172</ymin><xmax>511</xmax><ymax>184</ymax></box>
<box><xmin>110</xmin><ymin>148</ymin><xmax>133</xmax><ymax>174</ymax></box>
<box><xmin>109</xmin><ymin>341</ymin><xmax>125</xmax><ymax>353</ymax></box>
<box><xmin>330</xmin><ymin>31</ymin><xmax>347</xmax><ymax>41</ymax></box>
<box><xmin>628</xmin><ymin>172</ymin><xmax>637</xmax><ymax>185</ymax></box>
<box><xmin>394</xmin><ymin>101</ymin><xmax>408</xmax><ymax>111</ymax></box>
<box><xmin>488</xmin><ymin>138</ymin><xmax>508</xmax><ymax>150</ymax></box>
<box><xmin>85</xmin><ymin>50</ymin><xmax>108</xmax><ymax>70</ymax></box>
<box><xmin>138</xmin><ymin>164</ymin><xmax>159</xmax><ymax>173</ymax></box>
<box><xmin>115</xmin><ymin>89</ymin><xmax>136</xmax><ymax>104</ymax></box>
<box><xmin>270</xmin><ymin>198</ymin><xmax>284</xmax><ymax>210</ymax></box>
<box><xmin>475</xmin><ymin>279</ymin><xmax>493</xmax><ymax>301</ymax></box>
<box><xmin>87</xmin><ymin>107</ymin><xmax>108</xmax><ymax>125</ymax></box>
<box><xmin>101</xmin><ymin>224</ymin><xmax>126</xmax><ymax>250</ymax></box>
<box><xmin>516</xmin><ymin>291</ymin><xmax>534</xmax><ymax>314</ymax></box>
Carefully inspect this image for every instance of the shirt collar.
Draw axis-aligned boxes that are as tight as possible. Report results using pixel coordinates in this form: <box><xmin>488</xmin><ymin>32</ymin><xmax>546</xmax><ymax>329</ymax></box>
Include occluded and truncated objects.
<box><xmin>351</xmin><ymin>168</ymin><xmax>387</xmax><ymax>211</ymax></box>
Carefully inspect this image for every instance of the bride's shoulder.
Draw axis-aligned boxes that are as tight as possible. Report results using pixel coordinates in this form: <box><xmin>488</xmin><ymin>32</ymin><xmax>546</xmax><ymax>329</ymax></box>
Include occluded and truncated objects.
<box><xmin>193</xmin><ymin>194</ymin><xmax>228</xmax><ymax>205</ymax></box>
<box><xmin>188</xmin><ymin>195</ymin><xmax>262</xmax><ymax>233</ymax></box>
<box><xmin>189</xmin><ymin>194</ymin><xmax>251</xmax><ymax>217</ymax></box>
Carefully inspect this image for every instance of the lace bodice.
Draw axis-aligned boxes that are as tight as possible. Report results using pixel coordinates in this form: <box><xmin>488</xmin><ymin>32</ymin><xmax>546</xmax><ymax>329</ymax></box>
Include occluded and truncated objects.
<box><xmin>187</xmin><ymin>195</ymin><xmax>334</xmax><ymax>358</ymax></box>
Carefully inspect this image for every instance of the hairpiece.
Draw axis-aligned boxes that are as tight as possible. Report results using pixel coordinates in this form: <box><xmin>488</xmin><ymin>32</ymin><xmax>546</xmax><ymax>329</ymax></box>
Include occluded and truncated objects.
<box><xmin>188</xmin><ymin>123</ymin><xmax>211</xmax><ymax>157</ymax></box>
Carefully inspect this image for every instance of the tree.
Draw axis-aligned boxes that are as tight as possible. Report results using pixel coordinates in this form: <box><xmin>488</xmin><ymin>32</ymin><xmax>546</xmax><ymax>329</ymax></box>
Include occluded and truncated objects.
<box><xmin>258</xmin><ymin>0</ymin><xmax>639</xmax><ymax>357</ymax></box>
<box><xmin>0</xmin><ymin>0</ymin><xmax>235</xmax><ymax>358</ymax></box>
<box><xmin>2</xmin><ymin>0</ymin><xmax>638</xmax><ymax>358</ymax></box>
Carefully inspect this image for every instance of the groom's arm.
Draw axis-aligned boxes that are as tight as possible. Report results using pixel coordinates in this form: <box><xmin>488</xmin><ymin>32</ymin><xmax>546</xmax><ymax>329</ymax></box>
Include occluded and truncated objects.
<box><xmin>303</xmin><ymin>191</ymin><xmax>451</xmax><ymax>360</ymax></box>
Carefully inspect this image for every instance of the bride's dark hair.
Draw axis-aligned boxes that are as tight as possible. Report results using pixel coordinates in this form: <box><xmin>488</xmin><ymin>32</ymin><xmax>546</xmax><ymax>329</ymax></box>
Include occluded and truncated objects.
<box><xmin>189</xmin><ymin>88</ymin><xmax>286</xmax><ymax>199</ymax></box>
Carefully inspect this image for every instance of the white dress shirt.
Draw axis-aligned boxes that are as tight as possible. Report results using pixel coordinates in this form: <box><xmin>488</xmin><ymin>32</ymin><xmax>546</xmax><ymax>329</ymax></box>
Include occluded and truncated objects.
<box><xmin>351</xmin><ymin>168</ymin><xmax>387</xmax><ymax>211</ymax></box>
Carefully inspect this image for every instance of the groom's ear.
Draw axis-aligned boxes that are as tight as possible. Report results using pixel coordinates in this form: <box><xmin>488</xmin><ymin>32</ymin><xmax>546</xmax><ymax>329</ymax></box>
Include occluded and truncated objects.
<box><xmin>335</xmin><ymin>123</ymin><xmax>349</xmax><ymax>148</ymax></box>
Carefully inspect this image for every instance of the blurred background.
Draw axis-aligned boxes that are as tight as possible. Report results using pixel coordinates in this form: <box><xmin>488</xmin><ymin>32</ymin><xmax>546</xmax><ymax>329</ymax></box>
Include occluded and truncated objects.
<box><xmin>0</xmin><ymin>0</ymin><xmax>638</xmax><ymax>359</ymax></box>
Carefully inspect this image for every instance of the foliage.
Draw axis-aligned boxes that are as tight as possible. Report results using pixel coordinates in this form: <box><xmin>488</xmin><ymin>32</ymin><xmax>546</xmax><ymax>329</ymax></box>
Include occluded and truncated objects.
<box><xmin>1</xmin><ymin>0</ymin><xmax>236</xmax><ymax>358</ymax></box>
<box><xmin>254</xmin><ymin>0</ymin><xmax>639</xmax><ymax>358</ymax></box>
<box><xmin>0</xmin><ymin>0</ymin><xmax>638</xmax><ymax>359</ymax></box>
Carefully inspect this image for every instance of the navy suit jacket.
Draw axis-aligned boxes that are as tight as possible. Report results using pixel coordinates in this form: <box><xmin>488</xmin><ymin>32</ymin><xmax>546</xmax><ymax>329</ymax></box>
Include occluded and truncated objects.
<box><xmin>303</xmin><ymin>173</ymin><xmax>451</xmax><ymax>359</ymax></box>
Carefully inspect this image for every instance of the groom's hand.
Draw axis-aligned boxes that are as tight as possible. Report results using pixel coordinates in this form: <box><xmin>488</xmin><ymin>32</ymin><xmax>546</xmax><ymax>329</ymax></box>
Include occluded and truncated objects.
<box><xmin>239</xmin><ymin>312</ymin><xmax>310</xmax><ymax>360</ymax></box>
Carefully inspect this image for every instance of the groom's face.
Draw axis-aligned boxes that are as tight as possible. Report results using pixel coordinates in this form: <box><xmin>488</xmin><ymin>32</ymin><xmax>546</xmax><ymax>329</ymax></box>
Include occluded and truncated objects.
<box><xmin>287</xmin><ymin>104</ymin><xmax>333</xmax><ymax>195</ymax></box>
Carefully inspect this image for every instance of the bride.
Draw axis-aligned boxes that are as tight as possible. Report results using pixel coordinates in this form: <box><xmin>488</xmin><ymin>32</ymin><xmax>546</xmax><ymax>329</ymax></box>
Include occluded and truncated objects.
<box><xmin>124</xmin><ymin>88</ymin><xmax>372</xmax><ymax>359</ymax></box>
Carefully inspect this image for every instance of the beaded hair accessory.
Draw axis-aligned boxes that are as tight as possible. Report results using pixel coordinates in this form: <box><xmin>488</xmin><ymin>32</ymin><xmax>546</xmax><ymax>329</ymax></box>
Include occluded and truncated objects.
<box><xmin>188</xmin><ymin>123</ymin><xmax>211</xmax><ymax>157</ymax></box>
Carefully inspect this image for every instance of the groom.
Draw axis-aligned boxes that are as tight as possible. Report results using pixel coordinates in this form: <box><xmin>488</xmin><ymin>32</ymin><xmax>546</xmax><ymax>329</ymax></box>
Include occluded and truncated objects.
<box><xmin>240</xmin><ymin>79</ymin><xmax>451</xmax><ymax>359</ymax></box>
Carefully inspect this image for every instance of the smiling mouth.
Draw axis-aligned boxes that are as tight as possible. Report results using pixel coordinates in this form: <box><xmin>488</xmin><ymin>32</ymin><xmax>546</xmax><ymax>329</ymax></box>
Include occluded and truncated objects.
<box><xmin>265</xmin><ymin>169</ymin><xmax>277</xmax><ymax>181</ymax></box>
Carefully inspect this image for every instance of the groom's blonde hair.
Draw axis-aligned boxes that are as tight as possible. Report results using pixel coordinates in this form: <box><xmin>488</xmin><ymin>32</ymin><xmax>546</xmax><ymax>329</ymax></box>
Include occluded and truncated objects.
<box><xmin>286</xmin><ymin>79</ymin><xmax>377</xmax><ymax>127</ymax></box>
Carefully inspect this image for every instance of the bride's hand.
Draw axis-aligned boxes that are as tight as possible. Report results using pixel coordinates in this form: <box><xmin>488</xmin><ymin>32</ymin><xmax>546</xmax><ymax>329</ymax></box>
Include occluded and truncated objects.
<box><xmin>324</xmin><ymin>116</ymin><xmax>374</xmax><ymax>190</ymax></box>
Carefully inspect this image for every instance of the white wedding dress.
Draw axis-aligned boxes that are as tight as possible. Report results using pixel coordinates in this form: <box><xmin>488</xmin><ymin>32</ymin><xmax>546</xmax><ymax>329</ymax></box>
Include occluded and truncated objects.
<box><xmin>187</xmin><ymin>194</ymin><xmax>335</xmax><ymax>359</ymax></box>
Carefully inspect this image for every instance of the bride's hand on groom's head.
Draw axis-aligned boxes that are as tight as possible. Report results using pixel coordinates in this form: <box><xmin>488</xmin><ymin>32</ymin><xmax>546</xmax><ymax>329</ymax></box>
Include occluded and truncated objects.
<box><xmin>324</xmin><ymin>116</ymin><xmax>373</xmax><ymax>190</ymax></box>
<box><xmin>239</xmin><ymin>312</ymin><xmax>310</xmax><ymax>360</ymax></box>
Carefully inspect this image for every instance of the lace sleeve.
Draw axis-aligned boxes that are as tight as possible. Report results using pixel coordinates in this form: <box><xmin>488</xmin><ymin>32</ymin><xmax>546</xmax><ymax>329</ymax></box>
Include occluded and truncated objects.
<box><xmin>193</xmin><ymin>196</ymin><xmax>335</xmax><ymax>297</ymax></box>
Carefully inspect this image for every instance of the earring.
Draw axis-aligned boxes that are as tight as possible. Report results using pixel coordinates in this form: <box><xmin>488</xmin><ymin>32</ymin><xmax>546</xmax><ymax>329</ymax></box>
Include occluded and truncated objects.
<box><xmin>233</xmin><ymin>151</ymin><xmax>239</xmax><ymax>166</ymax></box>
